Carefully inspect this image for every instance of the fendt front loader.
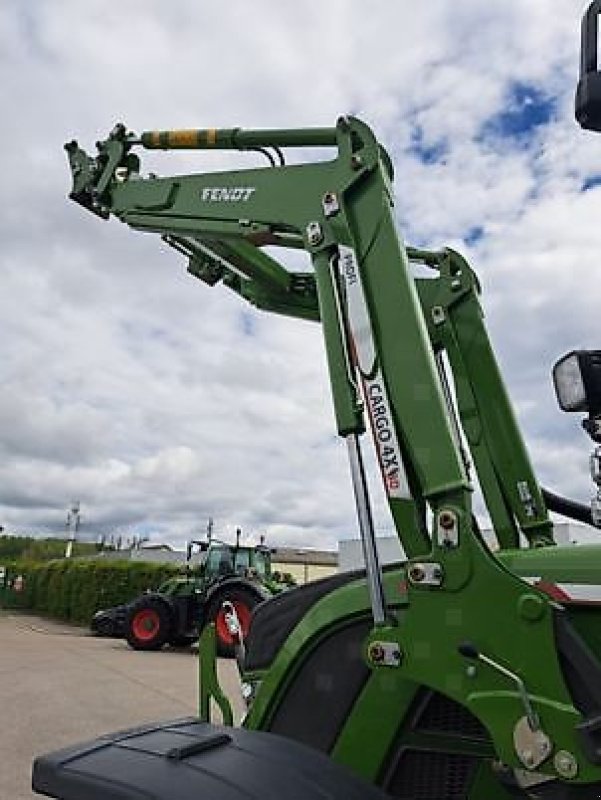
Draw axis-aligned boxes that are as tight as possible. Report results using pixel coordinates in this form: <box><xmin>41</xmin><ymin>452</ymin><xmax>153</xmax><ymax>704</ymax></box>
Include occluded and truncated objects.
<box><xmin>31</xmin><ymin>6</ymin><xmax>601</xmax><ymax>799</ymax></box>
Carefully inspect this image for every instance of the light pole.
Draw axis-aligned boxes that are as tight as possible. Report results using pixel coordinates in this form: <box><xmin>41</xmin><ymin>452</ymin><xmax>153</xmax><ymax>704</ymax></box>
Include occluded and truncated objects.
<box><xmin>65</xmin><ymin>501</ymin><xmax>81</xmax><ymax>558</ymax></box>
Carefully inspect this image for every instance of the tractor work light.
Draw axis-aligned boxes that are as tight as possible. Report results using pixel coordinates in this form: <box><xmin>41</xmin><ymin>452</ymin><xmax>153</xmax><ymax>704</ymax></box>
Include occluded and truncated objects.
<box><xmin>552</xmin><ymin>350</ymin><xmax>601</xmax><ymax>414</ymax></box>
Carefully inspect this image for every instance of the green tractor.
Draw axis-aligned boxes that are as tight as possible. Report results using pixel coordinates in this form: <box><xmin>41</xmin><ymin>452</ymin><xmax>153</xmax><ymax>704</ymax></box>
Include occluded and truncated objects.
<box><xmin>92</xmin><ymin>534</ymin><xmax>277</xmax><ymax>656</ymax></box>
<box><xmin>31</xmin><ymin>6</ymin><xmax>601</xmax><ymax>799</ymax></box>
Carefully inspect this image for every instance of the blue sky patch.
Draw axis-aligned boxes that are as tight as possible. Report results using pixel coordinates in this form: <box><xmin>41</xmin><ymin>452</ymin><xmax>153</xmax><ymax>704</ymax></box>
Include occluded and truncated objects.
<box><xmin>409</xmin><ymin>125</ymin><xmax>448</xmax><ymax>165</ymax></box>
<box><xmin>240</xmin><ymin>311</ymin><xmax>255</xmax><ymax>337</ymax></box>
<box><xmin>479</xmin><ymin>82</ymin><xmax>556</xmax><ymax>144</ymax></box>
<box><xmin>464</xmin><ymin>225</ymin><xmax>484</xmax><ymax>245</ymax></box>
<box><xmin>582</xmin><ymin>175</ymin><xmax>601</xmax><ymax>192</ymax></box>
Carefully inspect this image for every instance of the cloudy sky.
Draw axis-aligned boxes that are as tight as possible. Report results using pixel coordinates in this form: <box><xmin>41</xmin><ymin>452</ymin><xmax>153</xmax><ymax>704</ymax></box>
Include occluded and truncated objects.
<box><xmin>1</xmin><ymin>0</ymin><xmax>600</xmax><ymax>551</ymax></box>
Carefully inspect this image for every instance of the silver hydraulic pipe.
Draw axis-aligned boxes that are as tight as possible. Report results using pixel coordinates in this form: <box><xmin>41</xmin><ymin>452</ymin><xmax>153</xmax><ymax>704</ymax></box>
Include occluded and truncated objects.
<box><xmin>346</xmin><ymin>434</ymin><xmax>387</xmax><ymax>626</ymax></box>
<box><xmin>435</xmin><ymin>351</ymin><xmax>471</xmax><ymax>477</ymax></box>
<box><xmin>458</xmin><ymin>642</ymin><xmax>540</xmax><ymax>731</ymax></box>
<box><xmin>478</xmin><ymin>653</ymin><xmax>539</xmax><ymax>731</ymax></box>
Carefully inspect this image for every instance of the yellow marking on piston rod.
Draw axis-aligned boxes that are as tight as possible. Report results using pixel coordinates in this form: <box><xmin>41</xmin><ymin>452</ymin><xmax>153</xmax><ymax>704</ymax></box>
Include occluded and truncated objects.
<box><xmin>206</xmin><ymin>128</ymin><xmax>217</xmax><ymax>146</ymax></box>
<box><xmin>167</xmin><ymin>130</ymin><xmax>200</xmax><ymax>148</ymax></box>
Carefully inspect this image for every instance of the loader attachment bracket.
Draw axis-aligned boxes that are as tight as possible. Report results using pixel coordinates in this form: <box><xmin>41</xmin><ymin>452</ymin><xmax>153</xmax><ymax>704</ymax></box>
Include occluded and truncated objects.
<box><xmin>198</xmin><ymin>622</ymin><xmax>233</xmax><ymax>725</ymax></box>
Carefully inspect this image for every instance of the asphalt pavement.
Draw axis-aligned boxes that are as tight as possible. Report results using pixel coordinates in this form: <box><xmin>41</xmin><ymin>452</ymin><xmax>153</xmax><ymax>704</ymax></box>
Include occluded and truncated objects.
<box><xmin>0</xmin><ymin>610</ymin><xmax>244</xmax><ymax>800</ymax></box>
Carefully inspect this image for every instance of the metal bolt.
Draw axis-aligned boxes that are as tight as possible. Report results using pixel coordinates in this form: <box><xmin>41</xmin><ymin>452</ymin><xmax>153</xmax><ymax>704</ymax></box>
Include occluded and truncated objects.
<box><xmin>322</xmin><ymin>191</ymin><xmax>340</xmax><ymax>218</ymax></box>
<box><xmin>554</xmin><ymin>750</ymin><xmax>578</xmax><ymax>779</ymax></box>
<box><xmin>306</xmin><ymin>221</ymin><xmax>323</xmax><ymax>246</ymax></box>
<box><xmin>351</xmin><ymin>155</ymin><xmax>363</xmax><ymax>170</ymax></box>
<box><xmin>466</xmin><ymin>665</ymin><xmax>477</xmax><ymax>678</ymax></box>
<box><xmin>409</xmin><ymin>565</ymin><xmax>425</xmax><ymax>583</ymax></box>
<box><xmin>369</xmin><ymin>643</ymin><xmax>385</xmax><ymax>663</ymax></box>
<box><xmin>439</xmin><ymin>511</ymin><xmax>455</xmax><ymax>530</ymax></box>
<box><xmin>431</xmin><ymin>306</ymin><xmax>445</xmax><ymax>326</ymax></box>
<box><xmin>114</xmin><ymin>167</ymin><xmax>129</xmax><ymax>183</ymax></box>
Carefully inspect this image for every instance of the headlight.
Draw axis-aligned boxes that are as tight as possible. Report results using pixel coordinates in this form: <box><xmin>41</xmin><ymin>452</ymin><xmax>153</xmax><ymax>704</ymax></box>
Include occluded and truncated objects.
<box><xmin>553</xmin><ymin>352</ymin><xmax>588</xmax><ymax>411</ymax></box>
<box><xmin>552</xmin><ymin>350</ymin><xmax>601</xmax><ymax>413</ymax></box>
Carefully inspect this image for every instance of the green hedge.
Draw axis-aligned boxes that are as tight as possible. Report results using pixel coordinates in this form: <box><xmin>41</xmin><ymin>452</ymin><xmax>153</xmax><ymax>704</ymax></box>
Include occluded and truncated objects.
<box><xmin>0</xmin><ymin>559</ymin><xmax>179</xmax><ymax>624</ymax></box>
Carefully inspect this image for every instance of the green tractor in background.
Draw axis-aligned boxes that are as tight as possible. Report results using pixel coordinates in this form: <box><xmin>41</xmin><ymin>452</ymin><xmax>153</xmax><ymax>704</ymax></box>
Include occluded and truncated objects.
<box><xmin>91</xmin><ymin>532</ymin><xmax>280</xmax><ymax>656</ymax></box>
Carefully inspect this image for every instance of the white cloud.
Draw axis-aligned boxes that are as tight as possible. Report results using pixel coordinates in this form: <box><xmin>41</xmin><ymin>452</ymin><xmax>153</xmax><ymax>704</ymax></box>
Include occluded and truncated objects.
<box><xmin>1</xmin><ymin>1</ymin><xmax>599</xmax><ymax>551</ymax></box>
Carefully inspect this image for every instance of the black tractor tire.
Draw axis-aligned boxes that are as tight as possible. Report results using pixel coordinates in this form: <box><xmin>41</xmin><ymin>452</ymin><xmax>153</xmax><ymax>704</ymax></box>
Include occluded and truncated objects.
<box><xmin>206</xmin><ymin>586</ymin><xmax>261</xmax><ymax>658</ymax></box>
<box><xmin>125</xmin><ymin>596</ymin><xmax>173</xmax><ymax>651</ymax></box>
<box><xmin>93</xmin><ymin>615</ymin><xmax>117</xmax><ymax>637</ymax></box>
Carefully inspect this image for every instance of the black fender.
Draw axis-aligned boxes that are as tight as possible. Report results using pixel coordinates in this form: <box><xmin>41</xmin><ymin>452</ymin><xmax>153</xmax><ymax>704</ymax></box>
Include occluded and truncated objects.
<box><xmin>33</xmin><ymin>718</ymin><xmax>390</xmax><ymax>800</ymax></box>
<box><xmin>166</xmin><ymin>592</ymin><xmax>201</xmax><ymax>638</ymax></box>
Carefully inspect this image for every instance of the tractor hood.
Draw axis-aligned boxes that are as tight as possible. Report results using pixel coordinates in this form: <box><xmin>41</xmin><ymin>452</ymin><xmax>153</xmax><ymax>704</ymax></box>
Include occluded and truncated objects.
<box><xmin>498</xmin><ymin>544</ymin><xmax>601</xmax><ymax>602</ymax></box>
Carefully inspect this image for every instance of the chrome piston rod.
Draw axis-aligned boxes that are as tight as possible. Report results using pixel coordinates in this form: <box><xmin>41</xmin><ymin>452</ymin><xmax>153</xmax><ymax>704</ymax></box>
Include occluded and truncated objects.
<box><xmin>346</xmin><ymin>433</ymin><xmax>387</xmax><ymax>626</ymax></box>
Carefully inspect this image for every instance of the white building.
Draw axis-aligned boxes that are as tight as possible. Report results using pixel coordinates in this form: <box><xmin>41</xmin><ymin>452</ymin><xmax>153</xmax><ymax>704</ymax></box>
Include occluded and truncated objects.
<box><xmin>338</xmin><ymin>522</ymin><xmax>590</xmax><ymax>573</ymax></box>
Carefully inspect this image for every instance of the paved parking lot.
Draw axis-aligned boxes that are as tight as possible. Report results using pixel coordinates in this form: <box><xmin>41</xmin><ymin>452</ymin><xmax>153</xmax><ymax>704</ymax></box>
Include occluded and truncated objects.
<box><xmin>0</xmin><ymin>611</ymin><xmax>243</xmax><ymax>800</ymax></box>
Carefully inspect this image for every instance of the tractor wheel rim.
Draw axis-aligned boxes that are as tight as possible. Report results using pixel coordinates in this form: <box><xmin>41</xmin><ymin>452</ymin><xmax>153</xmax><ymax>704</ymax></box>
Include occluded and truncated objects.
<box><xmin>215</xmin><ymin>601</ymin><xmax>252</xmax><ymax>646</ymax></box>
<box><xmin>132</xmin><ymin>609</ymin><xmax>160</xmax><ymax>641</ymax></box>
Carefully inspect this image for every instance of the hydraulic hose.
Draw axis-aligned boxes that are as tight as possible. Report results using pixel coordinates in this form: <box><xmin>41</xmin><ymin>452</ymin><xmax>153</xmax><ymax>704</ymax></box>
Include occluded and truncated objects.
<box><xmin>541</xmin><ymin>487</ymin><xmax>595</xmax><ymax>527</ymax></box>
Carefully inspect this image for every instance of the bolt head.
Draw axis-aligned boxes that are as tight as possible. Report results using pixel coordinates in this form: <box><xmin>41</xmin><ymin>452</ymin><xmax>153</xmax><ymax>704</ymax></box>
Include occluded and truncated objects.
<box><xmin>409</xmin><ymin>565</ymin><xmax>425</xmax><ymax>583</ymax></box>
<box><xmin>322</xmin><ymin>191</ymin><xmax>340</xmax><ymax>218</ymax></box>
<box><xmin>369</xmin><ymin>644</ymin><xmax>385</xmax><ymax>663</ymax></box>
<box><xmin>439</xmin><ymin>511</ymin><xmax>455</xmax><ymax>530</ymax></box>
<box><xmin>518</xmin><ymin>593</ymin><xmax>546</xmax><ymax>622</ymax></box>
<box><xmin>305</xmin><ymin>221</ymin><xmax>323</xmax><ymax>246</ymax></box>
<box><xmin>554</xmin><ymin>750</ymin><xmax>578</xmax><ymax>779</ymax></box>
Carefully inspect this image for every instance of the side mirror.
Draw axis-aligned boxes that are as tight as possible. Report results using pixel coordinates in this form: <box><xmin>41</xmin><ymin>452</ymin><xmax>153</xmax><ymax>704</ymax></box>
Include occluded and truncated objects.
<box><xmin>576</xmin><ymin>1</ymin><xmax>601</xmax><ymax>131</ymax></box>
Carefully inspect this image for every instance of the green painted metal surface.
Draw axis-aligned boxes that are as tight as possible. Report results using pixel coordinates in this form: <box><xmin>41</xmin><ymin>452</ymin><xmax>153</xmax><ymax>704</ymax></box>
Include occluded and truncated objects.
<box><xmin>64</xmin><ymin>117</ymin><xmax>601</xmax><ymax>796</ymax></box>
<box><xmin>198</xmin><ymin>622</ymin><xmax>233</xmax><ymax>725</ymax></box>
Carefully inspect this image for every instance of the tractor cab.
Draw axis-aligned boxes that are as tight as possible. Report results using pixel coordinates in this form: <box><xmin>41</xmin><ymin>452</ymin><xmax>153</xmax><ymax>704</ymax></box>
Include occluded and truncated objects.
<box><xmin>202</xmin><ymin>539</ymin><xmax>272</xmax><ymax>581</ymax></box>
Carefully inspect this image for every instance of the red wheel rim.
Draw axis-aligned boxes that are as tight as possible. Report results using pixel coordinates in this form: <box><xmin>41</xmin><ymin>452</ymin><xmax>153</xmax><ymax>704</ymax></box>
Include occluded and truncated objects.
<box><xmin>132</xmin><ymin>609</ymin><xmax>160</xmax><ymax>641</ymax></box>
<box><xmin>215</xmin><ymin>601</ymin><xmax>252</xmax><ymax>646</ymax></box>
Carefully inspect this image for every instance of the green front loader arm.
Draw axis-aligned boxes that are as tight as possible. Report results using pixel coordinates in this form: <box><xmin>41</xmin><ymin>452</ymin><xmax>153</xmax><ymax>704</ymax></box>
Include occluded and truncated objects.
<box><xmin>64</xmin><ymin>118</ymin><xmax>601</xmax><ymax>793</ymax></box>
<box><xmin>66</xmin><ymin>118</ymin><xmax>467</xmax><ymax>556</ymax></box>
<box><xmin>413</xmin><ymin>247</ymin><xmax>554</xmax><ymax>550</ymax></box>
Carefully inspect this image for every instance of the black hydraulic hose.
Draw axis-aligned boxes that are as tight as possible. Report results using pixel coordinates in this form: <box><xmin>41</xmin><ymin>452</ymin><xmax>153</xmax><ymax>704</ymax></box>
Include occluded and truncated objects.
<box><xmin>541</xmin><ymin>487</ymin><xmax>595</xmax><ymax>527</ymax></box>
<box><xmin>247</xmin><ymin>147</ymin><xmax>276</xmax><ymax>167</ymax></box>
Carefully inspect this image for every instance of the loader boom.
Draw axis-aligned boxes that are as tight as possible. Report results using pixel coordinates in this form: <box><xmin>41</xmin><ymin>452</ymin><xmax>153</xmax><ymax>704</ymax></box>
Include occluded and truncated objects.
<box><xmin>65</xmin><ymin>119</ymin><xmax>552</xmax><ymax>554</ymax></box>
<box><xmin>59</xmin><ymin>117</ymin><xmax>601</xmax><ymax>796</ymax></box>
